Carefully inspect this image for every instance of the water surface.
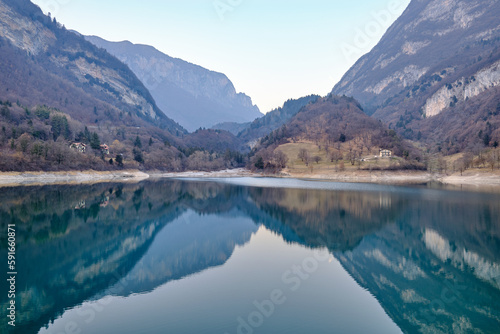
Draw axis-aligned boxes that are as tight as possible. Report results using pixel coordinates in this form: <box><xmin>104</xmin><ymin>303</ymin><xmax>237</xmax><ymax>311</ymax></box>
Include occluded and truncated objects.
<box><xmin>0</xmin><ymin>179</ymin><xmax>499</xmax><ymax>333</ymax></box>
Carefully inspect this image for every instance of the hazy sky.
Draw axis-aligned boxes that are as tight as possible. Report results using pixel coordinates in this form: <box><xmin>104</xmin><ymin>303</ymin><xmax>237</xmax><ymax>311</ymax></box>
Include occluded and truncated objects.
<box><xmin>32</xmin><ymin>0</ymin><xmax>410</xmax><ymax>113</ymax></box>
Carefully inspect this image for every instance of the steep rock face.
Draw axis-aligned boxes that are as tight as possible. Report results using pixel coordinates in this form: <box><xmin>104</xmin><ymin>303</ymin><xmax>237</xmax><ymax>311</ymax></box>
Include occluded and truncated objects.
<box><xmin>0</xmin><ymin>1</ymin><xmax>55</xmax><ymax>55</ymax></box>
<box><xmin>333</xmin><ymin>0</ymin><xmax>500</xmax><ymax>111</ymax></box>
<box><xmin>332</xmin><ymin>0</ymin><xmax>500</xmax><ymax>149</ymax></box>
<box><xmin>364</xmin><ymin>65</ymin><xmax>429</xmax><ymax>95</ymax></box>
<box><xmin>85</xmin><ymin>36</ymin><xmax>262</xmax><ymax>132</ymax></box>
<box><xmin>0</xmin><ymin>0</ymin><xmax>185</xmax><ymax>134</ymax></box>
<box><xmin>423</xmin><ymin>59</ymin><xmax>500</xmax><ymax>117</ymax></box>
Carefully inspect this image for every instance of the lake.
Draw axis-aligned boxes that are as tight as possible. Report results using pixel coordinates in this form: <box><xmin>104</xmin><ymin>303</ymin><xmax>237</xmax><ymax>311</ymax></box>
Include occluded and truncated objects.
<box><xmin>1</xmin><ymin>178</ymin><xmax>499</xmax><ymax>334</ymax></box>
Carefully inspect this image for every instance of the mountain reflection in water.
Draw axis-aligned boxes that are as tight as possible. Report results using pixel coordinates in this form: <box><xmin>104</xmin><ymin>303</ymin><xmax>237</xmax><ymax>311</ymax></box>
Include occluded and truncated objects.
<box><xmin>0</xmin><ymin>179</ymin><xmax>499</xmax><ymax>334</ymax></box>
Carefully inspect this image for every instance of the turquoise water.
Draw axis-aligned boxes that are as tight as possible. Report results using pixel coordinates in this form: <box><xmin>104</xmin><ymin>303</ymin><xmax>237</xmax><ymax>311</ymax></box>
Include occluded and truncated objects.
<box><xmin>1</xmin><ymin>179</ymin><xmax>499</xmax><ymax>333</ymax></box>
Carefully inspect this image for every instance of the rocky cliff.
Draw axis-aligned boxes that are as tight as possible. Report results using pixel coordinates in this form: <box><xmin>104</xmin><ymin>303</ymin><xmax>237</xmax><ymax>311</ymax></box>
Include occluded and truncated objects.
<box><xmin>332</xmin><ymin>0</ymin><xmax>500</xmax><ymax>151</ymax></box>
<box><xmin>423</xmin><ymin>59</ymin><xmax>500</xmax><ymax>117</ymax></box>
<box><xmin>0</xmin><ymin>0</ymin><xmax>185</xmax><ymax>134</ymax></box>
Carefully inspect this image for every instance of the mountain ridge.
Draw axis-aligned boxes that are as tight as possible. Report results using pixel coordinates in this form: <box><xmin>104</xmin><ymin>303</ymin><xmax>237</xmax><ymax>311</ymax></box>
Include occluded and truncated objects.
<box><xmin>85</xmin><ymin>36</ymin><xmax>263</xmax><ymax>132</ymax></box>
<box><xmin>249</xmin><ymin>94</ymin><xmax>423</xmax><ymax>172</ymax></box>
<box><xmin>237</xmin><ymin>95</ymin><xmax>321</xmax><ymax>147</ymax></box>
<box><xmin>332</xmin><ymin>0</ymin><xmax>500</xmax><ymax>152</ymax></box>
<box><xmin>0</xmin><ymin>0</ymin><xmax>186</xmax><ymax>135</ymax></box>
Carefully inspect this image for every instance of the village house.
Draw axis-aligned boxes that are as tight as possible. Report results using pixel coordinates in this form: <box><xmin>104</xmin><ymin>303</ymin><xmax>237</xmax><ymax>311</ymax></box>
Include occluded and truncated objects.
<box><xmin>70</xmin><ymin>142</ymin><xmax>87</xmax><ymax>153</ymax></box>
<box><xmin>380</xmin><ymin>149</ymin><xmax>392</xmax><ymax>158</ymax></box>
<box><xmin>100</xmin><ymin>144</ymin><xmax>110</xmax><ymax>155</ymax></box>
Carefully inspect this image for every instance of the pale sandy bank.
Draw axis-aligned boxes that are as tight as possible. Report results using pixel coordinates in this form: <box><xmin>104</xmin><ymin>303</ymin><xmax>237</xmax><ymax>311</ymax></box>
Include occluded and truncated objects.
<box><xmin>0</xmin><ymin>170</ymin><xmax>149</xmax><ymax>187</ymax></box>
<box><xmin>149</xmin><ymin>168</ymin><xmax>260</xmax><ymax>179</ymax></box>
<box><xmin>1</xmin><ymin>168</ymin><xmax>500</xmax><ymax>189</ymax></box>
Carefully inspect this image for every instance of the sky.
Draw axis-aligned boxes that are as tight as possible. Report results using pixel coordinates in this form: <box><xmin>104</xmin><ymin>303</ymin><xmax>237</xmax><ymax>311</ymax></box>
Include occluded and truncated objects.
<box><xmin>32</xmin><ymin>0</ymin><xmax>410</xmax><ymax>113</ymax></box>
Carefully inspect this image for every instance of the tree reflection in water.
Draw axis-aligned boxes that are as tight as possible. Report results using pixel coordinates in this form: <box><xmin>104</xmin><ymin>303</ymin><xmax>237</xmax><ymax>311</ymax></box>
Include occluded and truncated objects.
<box><xmin>0</xmin><ymin>179</ymin><xmax>499</xmax><ymax>333</ymax></box>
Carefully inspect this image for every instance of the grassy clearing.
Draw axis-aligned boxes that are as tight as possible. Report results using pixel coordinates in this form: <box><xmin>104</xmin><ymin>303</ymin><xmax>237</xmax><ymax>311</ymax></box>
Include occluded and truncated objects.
<box><xmin>275</xmin><ymin>141</ymin><xmax>400</xmax><ymax>174</ymax></box>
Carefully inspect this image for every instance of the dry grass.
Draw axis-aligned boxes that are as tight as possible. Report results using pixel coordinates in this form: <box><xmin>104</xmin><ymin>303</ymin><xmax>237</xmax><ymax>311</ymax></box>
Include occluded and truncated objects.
<box><xmin>442</xmin><ymin>152</ymin><xmax>464</xmax><ymax>165</ymax></box>
<box><xmin>275</xmin><ymin>141</ymin><xmax>400</xmax><ymax>174</ymax></box>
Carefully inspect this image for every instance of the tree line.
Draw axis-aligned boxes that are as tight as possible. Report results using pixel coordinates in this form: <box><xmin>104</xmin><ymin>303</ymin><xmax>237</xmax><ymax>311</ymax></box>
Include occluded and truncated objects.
<box><xmin>0</xmin><ymin>100</ymin><xmax>246</xmax><ymax>172</ymax></box>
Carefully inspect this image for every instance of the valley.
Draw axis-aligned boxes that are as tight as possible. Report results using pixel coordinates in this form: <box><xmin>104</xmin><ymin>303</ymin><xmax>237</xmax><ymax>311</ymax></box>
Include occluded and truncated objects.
<box><xmin>2</xmin><ymin>2</ymin><xmax>500</xmax><ymax>334</ymax></box>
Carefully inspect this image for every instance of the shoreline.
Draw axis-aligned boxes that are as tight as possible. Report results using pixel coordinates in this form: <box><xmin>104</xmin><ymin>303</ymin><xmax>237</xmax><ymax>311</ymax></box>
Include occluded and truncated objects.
<box><xmin>0</xmin><ymin>168</ymin><xmax>499</xmax><ymax>190</ymax></box>
<box><xmin>0</xmin><ymin>170</ymin><xmax>150</xmax><ymax>187</ymax></box>
<box><xmin>277</xmin><ymin>169</ymin><xmax>500</xmax><ymax>192</ymax></box>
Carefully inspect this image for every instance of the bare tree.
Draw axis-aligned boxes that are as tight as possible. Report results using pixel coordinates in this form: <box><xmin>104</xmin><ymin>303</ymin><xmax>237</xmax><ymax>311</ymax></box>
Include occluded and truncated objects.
<box><xmin>355</xmin><ymin>149</ymin><xmax>363</xmax><ymax>169</ymax></box>
<box><xmin>362</xmin><ymin>133</ymin><xmax>373</xmax><ymax>155</ymax></box>
<box><xmin>298</xmin><ymin>148</ymin><xmax>306</xmax><ymax>161</ymax></box>
<box><xmin>338</xmin><ymin>160</ymin><xmax>345</xmax><ymax>172</ymax></box>
<box><xmin>476</xmin><ymin>150</ymin><xmax>487</xmax><ymax>168</ymax></box>
<box><xmin>304</xmin><ymin>153</ymin><xmax>311</xmax><ymax>166</ymax></box>
<box><xmin>463</xmin><ymin>151</ymin><xmax>474</xmax><ymax>169</ymax></box>
<box><xmin>324</xmin><ymin>141</ymin><xmax>330</xmax><ymax>155</ymax></box>
<box><xmin>355</xmin><ymin>136</ymin><xmax>364</xmax><ymax>155</ymax></box>
<box><xmin>274</xmin><ymin>150</ymin><xmax>289</xmax><ymax>169</ymax></box>
<box><xmin>330</xmin><ymin>150</ymin><xmax>343</xmax><ymax>164</ymax></box>
<box><xmin>298</xmin><ymin>149</ymin><xmax>310</xmax><ymax>165</ymax></box>
<box><xmin>454</xmin><ymin>158</ymin><xmax>466</xmax><ymax>176</ymax></box>
<box><xmin>437</xmin><ymin>155</ymin><xmax>448</xmax><ymax>174</ymax></box>
<box><xmin>487</xmin><ymin>149</ymin><xmax>499</xmax><ymax>170</ymax></box>
<box><xmin>347</xmin><ymin>144</ymin><xmax>358</xmax><ymax>166</ymax></box>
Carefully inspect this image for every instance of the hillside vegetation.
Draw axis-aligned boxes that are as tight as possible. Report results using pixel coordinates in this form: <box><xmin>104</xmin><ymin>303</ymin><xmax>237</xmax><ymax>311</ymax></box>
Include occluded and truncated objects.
<box><xmin>249</xmin><ymin>95</ymin><xmax>426</xmax><ymax>172</ymax></box>
<box><xmin>0</xmin><ymin>0</ymin><xmax>250</xmax><ymax>172</ymax></box>
<box><xmin>0</xmin><ymin>100</ymin><xmax>246</xmax><ymax>172</ymax></box>
<box><xmin>238</xmin><ymin>95</ymin><xmax>321</xmax><ymax>145</ymax></box>
<box><xmin>332</xmin><ymin>0</ymin><xmax>500</xmax><ymax>153</ymax></box>
<box><xmin>0</xmin><ymin>0</ymin><xmax>184</xmax><ymax>134</ymax></box>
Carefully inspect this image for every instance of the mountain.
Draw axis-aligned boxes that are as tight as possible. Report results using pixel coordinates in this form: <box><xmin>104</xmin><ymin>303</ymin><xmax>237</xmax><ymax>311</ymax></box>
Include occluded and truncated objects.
<box><xmin>0</xmin><ymin>0</ymin><xmax>200</xmax><ymax>171</ymax></box>
<box><xmin>85</xmin><ymin>36</ymin><xmax>263</xmax><ymax>132</ymax></box>
<box><xmin>211</xmin><ymin>121</ymin><xmax>251</xmax><ymax>136</ymax></box>
<box><xmin>237</xmin><ymin>95</ymin><xmax>321</xmax><ymax>146</ymax></box>
<box><xmin>332</xmin><ymin>0</ymin><xmax>500</xmax><ymax>153</ymax></box>
<box><xmin>183</xmin><ymin>128</ymin><xmax>243</xmax><ymax>153</ymax></box>
<box><xmin>0</xmin><ymin>0</ymin><xmax>245</xmax><ymax>172</ymax></box>
<box><xmin>275</xmin><ymin>95</ymin><xmax>411</xmax><ymax>156</ymax></box>
<box><xmin>0</xmin><ymin>0</ymin><xmax>184</xmax><ymax>135</ymax></box>
<box><xmin>250</xmin><ymin>95</ymin><xmax>422</xmax><ymax>171</ymax></box>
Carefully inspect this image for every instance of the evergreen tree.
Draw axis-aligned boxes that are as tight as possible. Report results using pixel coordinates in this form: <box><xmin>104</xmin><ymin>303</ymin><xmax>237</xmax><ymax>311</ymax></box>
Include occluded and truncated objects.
<box><xmin>134</xmin><ymin>136</ymin><xmax>142</xmax><ymax>148</ymax></box>
<box><xmin>90</xmin><ymin>132</ymin><xmax>101</xmax><ymax>149</ymax></box>
<box><xmin>84</xmin><ymin>126</ymin><xmax>91</xmax><ymax>143</ymax></box>
<box><xmin>133</xmin><ymin>148</ymin><xmax>143</xmax><ymax>163</ymax></box>
<box><xmin>51</xmin><ymin>115</ymin><xmax>71</xmax><ymax>141</ymax></box>
<box><xmin>115</xmin><ymin>154</ymin><xmax>124</xmax><ymax>167</ymax></box>
<box><xmin>254</xmin><ymin>156</ymin><xmax>264</xmax><ymax>170</ymax></box>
